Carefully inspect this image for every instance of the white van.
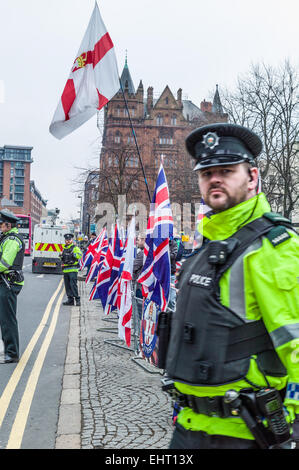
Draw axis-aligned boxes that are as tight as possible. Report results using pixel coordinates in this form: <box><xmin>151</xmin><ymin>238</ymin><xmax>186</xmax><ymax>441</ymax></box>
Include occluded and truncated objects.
<box><xmin>32</xmin><ymin>224</ymin><xmax>68</xmax><ymax>274</ymax></box>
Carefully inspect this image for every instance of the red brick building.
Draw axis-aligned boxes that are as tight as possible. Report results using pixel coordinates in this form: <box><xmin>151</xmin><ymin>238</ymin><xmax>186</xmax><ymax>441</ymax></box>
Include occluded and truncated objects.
<box><xmin>0</xmin><ymin>145</ymin><xmax>33</xmax><ymax>215</ymax></box>
<box><xmin>0</xmin><ymin>145</ymin><xmax>47</xmax><ymax>227</ymax></box>
<box><xmin>85</xmin><ymin>60</ymin><xmax>228</xmax><ymax>231</ymax></box>
<box><xmin>30</xmin><ymin>180</ymin><xmax>48</xmax><ymax>229</ymax></box>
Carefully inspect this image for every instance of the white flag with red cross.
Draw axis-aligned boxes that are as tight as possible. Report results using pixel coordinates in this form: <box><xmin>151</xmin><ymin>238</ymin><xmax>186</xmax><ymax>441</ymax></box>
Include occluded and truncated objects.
<box><xmin>49</xmin><ymin>2</ymin><xmax>119</xmax><ymax>139</ymax></box>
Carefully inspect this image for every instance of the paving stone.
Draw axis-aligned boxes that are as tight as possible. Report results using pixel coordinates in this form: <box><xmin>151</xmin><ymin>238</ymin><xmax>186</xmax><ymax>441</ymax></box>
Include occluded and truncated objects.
<box><xmin>57</xmin><ymin>279</ymin><xmax>173</xmax><ymax>450</ymax></box>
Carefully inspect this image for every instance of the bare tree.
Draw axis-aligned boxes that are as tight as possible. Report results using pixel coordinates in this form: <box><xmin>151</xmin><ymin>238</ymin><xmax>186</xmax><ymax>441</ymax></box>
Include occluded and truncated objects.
<box><xmin>222</xmin><ymin>60</ymin><xmax>299</xmax><ymax>219</ymax></box>
<box><xmin>98</xmin><ymin>145</ymin><xmax>146</xmax><ymax>213</ymax></box>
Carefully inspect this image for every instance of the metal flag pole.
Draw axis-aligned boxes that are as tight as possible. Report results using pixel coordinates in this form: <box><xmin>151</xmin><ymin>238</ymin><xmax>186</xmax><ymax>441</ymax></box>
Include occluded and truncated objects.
<box><xmin>119</xmin><ymin>78</ymin><xmax>152</xmax><ymax>203</ymax></box>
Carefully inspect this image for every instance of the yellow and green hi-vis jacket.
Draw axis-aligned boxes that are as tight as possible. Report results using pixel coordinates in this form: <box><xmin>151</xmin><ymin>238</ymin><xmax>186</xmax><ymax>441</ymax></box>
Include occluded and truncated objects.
<box><xmin>176</xmin><ymin>193</ymin><xmax>299</xmax><ymax>440</ymax></box>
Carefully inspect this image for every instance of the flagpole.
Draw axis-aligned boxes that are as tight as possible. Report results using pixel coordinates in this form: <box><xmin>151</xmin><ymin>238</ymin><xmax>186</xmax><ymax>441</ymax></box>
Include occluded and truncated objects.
<box><xmin>119</xmin><ymin>79</ymin><xmax>151</xmax><ymax>203</ymax></box>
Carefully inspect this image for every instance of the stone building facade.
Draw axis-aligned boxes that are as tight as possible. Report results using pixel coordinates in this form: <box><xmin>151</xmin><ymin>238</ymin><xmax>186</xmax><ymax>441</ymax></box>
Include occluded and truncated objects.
<box><xmin>84</xmin><ymin>60</ymin><xmax>228</xmax><ymax>233</ymax></box>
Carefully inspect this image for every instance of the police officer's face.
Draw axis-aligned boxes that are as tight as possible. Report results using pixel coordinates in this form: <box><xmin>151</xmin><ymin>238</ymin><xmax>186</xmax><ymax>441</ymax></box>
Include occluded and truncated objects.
<box><xmin>198</xmin><ymin>164</ymin><xmax>258</xmax><ymax>212</ymax></box>
<box><xmin>0</xmin><ymin>222</ymin><xmax>11</xmax><ymax>233</ymax></box>
<box><xmin>65</xmin><ymin>238</ymin><xmax>72</xmax><ymax>245</ymax></box>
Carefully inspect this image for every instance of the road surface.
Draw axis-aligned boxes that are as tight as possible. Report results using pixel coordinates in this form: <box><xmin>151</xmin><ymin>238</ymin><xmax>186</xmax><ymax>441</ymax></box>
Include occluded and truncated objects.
<box><xmin>0</xmin><ymin>257</ymin><xmax>71</xmax><ymax>449</ymax></box>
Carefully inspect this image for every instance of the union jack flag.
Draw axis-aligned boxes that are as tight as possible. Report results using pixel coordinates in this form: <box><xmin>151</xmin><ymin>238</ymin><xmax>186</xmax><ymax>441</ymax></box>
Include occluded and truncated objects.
<box><xmin>117</xmin><ymin>216</ymin><xmax>136</xmax><ymax>347</ymax></box>
<box><xmin>85</xmin><ymin>228</ymin><xmax>108</xmax><ymax>283</ymax></box>
<box><xmin>137</xmin><ymin>163</ymin><xmax>173</xmax><ymax>311</ymax></box>
<box><xmin>105</xmin><ymin>222</ymin><xmax>124</xmax><ymax>314</ymax></box>
<box><xmin>80</xmin><ymin>232</ymin><xmax>102</xmax><ymax>270</ymax></box>
<box><xmin>193</xmin><ymin>198</ymin><xmax>213</xmax><ymax>250</ymax></box>
<box><xmin>89</xmin><ymin>223</ymin><xmax>123</xmax><ymax>312</ymax></box>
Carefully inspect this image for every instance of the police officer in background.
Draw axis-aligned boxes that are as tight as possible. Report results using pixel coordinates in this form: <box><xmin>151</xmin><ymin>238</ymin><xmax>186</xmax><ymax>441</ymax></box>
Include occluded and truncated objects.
<box><xmin>0</xmin><ymin>209</ymin><xmax>25</xmax><ymax>364</ymax></box>
<box><xmin>61</xmin><ymin>233</ymin><xmax>82</xmax><ymax>306</ymax></box>
<box><xmin>165</xmin><ymin>123</ymin><xmax>299</xmax><ymax>449</ymax></box>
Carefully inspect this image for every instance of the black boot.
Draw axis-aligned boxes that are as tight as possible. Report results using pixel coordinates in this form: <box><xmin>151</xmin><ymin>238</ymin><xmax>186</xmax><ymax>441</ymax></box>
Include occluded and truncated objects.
<box><xmin>63</xmin><ymin>298</ymin><xmax>74</xmax><ymax>306</ymax></box>
<box><xmin>75</xmin><ymin>298</ymin><xmax>81</xmax><ymax>306</ymax></box>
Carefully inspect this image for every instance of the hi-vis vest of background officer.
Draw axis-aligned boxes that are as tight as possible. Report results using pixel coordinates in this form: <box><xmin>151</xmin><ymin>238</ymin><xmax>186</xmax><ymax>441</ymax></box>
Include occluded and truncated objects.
<box><xmin>0</xmin><ymin>231</ymin><xmax>25</xmax><ymax>272</ymax></box>
<box><xmin>165</xmin><ymin>213</ymin><xmax>297</xmax><ymax>385</ymax></box>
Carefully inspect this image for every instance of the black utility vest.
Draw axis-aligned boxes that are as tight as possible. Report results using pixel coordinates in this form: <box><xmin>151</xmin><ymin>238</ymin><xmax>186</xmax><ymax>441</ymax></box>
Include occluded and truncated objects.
<box><xmin>166</xmin><ymin>215</ymin><xmax>291</xmax><ymax>387</ymax></box>
<box><xmin>61</xmin><ymin>244</ymin><xmax>77</xmax><ymax>266</ymax></box>
<box><xmin>0</xmin><ymin>232</ymin><xmax>25</xmax><ymax>270</ymax></box>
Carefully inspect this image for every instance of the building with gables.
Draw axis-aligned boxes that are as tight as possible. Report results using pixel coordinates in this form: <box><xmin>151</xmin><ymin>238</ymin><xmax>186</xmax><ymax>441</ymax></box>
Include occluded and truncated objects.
<box><xmin>84</xmin><ymin>59</ymin><xmax>228</xmax><ymax>233</ymax></box>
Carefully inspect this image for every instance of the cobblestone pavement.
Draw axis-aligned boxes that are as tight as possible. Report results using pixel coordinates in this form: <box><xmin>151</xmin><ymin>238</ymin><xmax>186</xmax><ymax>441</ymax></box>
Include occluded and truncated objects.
<box><xmin>79</xmin><ymin>281</ymin><xmax>174</xmax><ymax>449</ymax></box>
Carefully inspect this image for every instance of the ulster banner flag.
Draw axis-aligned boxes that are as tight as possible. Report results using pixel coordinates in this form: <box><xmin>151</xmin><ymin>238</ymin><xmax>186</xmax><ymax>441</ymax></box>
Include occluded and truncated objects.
<box><xmin>49</xmin><ymin>3</ymin><xmax>119</xmax><ymax>139</ymax></box>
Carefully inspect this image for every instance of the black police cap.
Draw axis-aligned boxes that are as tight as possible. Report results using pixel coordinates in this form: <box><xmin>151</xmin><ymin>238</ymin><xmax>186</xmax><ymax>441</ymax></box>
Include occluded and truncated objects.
<box><xmin>185</xmin><ymin>123</ymin><xmax>263</xmax><ymax>171</ymax></box>
<box><xmin>64</xmin><ymin>233</ymin><xmax>74</xmax><ymax>240</ymax></box>
<box><xmin>0</xmin><ymin>209</ymin><xmax>20</xmax><ymax>224</ymax></box>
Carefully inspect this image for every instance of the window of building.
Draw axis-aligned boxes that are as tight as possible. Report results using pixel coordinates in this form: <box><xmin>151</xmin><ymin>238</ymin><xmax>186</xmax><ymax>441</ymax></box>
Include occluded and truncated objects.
<box><xmin>156</xmin><ymin>115</ymin><xmax>163</xmax><ymax>126</ymax></box>
<box><xmin>171</xmin><ymin>115</ymin><xmax>177</xmax><ymax>125</ymax></box>
<box><xmin>165</xmin><ymin>97</ymin><xmax>169</xmax><ymax>105</ymax></box>
<box><xmin>14</xmin><ymin>185</ymin><xmax>24</xmax><ymax>193</ymax></box>
<box><xmin>114</xmin><ymin>131</ymin><xmax>121</xmax><ymax>143</ymax></box>
<box><xmin>116</xmin><ymin>106</ymin><xmax>121</xmax><ymax>117</ymax></box>
<box><xmin>159</xmin><ymin>137</ymin><xmax>173</xmax><ymax>145</ymax></box>
<box><xmin>127</xmin><ymin>136</ymin><xmax>134</xmax><ymax>144</ymax></box>
<box><xmin>15</xmin><ymin>162</ymin><xmax>24</xmax><ymax>169</ymax></box>
<box><xmin>15</xmin><ymin>169</ymin><xmax>24</xmax><ymax>176</ymax></box>
<box><xmin>15</xmin><ymin>177</ymin><xmax>24</xmax><ymax>185</ymax></box>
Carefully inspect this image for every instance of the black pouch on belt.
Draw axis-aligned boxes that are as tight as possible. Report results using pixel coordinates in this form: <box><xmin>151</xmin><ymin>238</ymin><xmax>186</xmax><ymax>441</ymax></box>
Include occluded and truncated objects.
<box><xmin>157</xmin><ymin>310</ymin><xmax>172</xmax><ymax>370</ymax></box>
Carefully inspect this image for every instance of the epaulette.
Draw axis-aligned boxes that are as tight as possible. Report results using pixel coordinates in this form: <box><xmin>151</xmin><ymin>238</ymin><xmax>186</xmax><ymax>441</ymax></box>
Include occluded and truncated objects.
<box><xmin>263</xmin><ymin>212</ymin><xmax>292</xmax><ymax>226</ymax></box>
<box><xmin>266</xmin><ymin>225</ymin><xmax>291</xmax><ymax>247</ymax></box>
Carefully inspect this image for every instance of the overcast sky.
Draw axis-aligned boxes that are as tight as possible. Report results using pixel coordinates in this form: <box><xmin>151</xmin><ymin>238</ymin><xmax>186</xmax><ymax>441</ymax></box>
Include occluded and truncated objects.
<box><xmin>0</xmin><ymin>0</ymin><xmax>298</xmax><ymax>221</ymax></box>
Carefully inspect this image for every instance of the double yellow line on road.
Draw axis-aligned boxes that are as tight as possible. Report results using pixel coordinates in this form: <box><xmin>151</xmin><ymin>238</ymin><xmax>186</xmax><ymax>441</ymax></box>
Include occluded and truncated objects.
<box><xmin>0</xmin><ymin>279</ymin><xmax>65</xmax><ymax>449</ymax></box>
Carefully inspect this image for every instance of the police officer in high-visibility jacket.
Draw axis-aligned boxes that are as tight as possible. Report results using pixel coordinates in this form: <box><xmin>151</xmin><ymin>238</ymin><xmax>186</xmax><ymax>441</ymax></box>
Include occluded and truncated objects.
<box><xmin>61</xmin><ymin>233</ymin><xmax>82</xmax><ymax>306</ymax></box>
<box><xmin>0</xmin><ymin>209</ymin><xmax>25</xmax><ymax>364</ymax></box>
<box><xmin>165</xmin><ymin>123</ymin><xmax>299</xmax><ymax>449</ymax></box>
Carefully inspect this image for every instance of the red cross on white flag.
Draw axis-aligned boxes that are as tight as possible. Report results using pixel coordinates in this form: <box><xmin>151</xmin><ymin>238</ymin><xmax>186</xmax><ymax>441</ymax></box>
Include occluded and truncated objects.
<box><xmin>49</xmin><ymin>2</ymin><xmax>119</xmax><ymax>139</ymax></box>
